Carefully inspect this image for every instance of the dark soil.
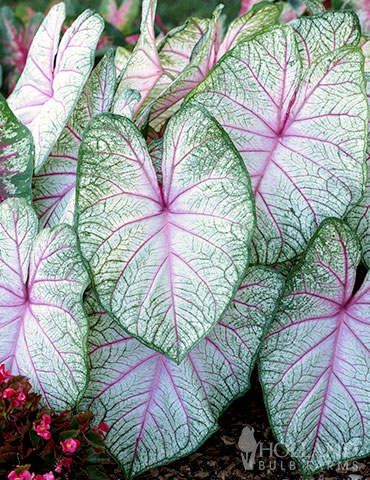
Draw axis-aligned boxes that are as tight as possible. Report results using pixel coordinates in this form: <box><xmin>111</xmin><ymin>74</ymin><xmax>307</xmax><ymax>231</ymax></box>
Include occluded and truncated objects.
<box><xmin>131</xmin><ymin>369</ymin><xmax>370</xmax><ymax>480</ymax></box>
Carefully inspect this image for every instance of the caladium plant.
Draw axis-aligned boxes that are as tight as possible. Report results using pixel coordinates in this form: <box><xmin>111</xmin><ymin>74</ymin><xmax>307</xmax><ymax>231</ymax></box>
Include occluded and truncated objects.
<box><xmin>135</xmin><ymin>0</ymin><xmax>283</xmax><ymax>131</ymax></box>
<box><xmin>259</xmin><ymin>218</ymin><xmax>370</xmax><ymax>477</ymax></box>
<box><xmin>32</xmin><ymin>51</ymin><xmax>116</xmax><ymax>229</ymax></box>
<box><xmin>75</xmin><ymin>102</ymin><xmax>256</xmax><ymax>363</ymax></box>
<box><xmin>0</xmin><ymin>198</ymin><xmax>89</xmax><ymax>411</ymax></box>
<box><xmin>0</xmin><ymin>0</ymin><xmax>370</xmax><ymax>478</ymax></box>
<box><xmin>187</xmin><ymin>17</ymin><xmax>368</xmax><ymax>265</ymax></box>
<box><xmin>7</xmin><ymin>2</ymin><xmax>104</xmax><ymax>172</ymax></box>
<box><xmin>81</xmin><ymin>266</ymin><xmax>284</xmax><ymax>478</ymax></box>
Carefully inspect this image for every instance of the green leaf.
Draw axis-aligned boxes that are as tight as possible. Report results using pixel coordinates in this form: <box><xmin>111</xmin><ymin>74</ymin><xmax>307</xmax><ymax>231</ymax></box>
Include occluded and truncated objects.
<box><xmin>75</xmin><ymin>102</ymin><xmax>255</xmax><ymax>363</ymax></box>
<box><xmin>114</xmin><ymin>45</ymin><xmax>131</xmax><ymax>77</ymax></box>
<box><xmin>80</xmin><ymin>266</ymin><xmax>284</xmax><ymax>478</ymax></box>
<box><xmin>0</xmin><ymin>94</ymin><xmax>33</xmax><ymax>203</ymax></box>
<box><xmin>259</xmin><ymin>218</ymin><xmax>370</xmax><ymax>477</ymax></box>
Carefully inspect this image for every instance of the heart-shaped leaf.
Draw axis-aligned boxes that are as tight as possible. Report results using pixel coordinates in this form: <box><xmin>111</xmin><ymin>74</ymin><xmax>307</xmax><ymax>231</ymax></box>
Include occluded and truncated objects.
<box><xmin>0</xmin><ymin>198</ymin><xmax>89</xmax><ymax>410</ymax></box>
<box><xmin>259</xmin><ymin>218</ymin><xmax>370</xmax><ymax>476</ymax></box>
<box><xmin>7</xmin><ymin>3</ymin><xmax>104</xmax><ymax>172</ymax></box>
<box><xmin>75</xmin><ymin>102</ymin><xmax>255</xmax><ymax>362</ymax></box>
<box><xmin>0</xmin><ymin>94</ymin><xmax>33</xmax><ymax>203</ymax></box>
<box><xmin>81</xmin><ymin>266</ymin><xmax>284</xmax><ymax>479</ymax></box>
<box><xmin>32</xmin><ymin>51</ymin><xmax>116</xmax><ymax>229</ymax></box>
<box><xmin>187</xmin><ymin>26</ymin><xmax>367</xmax><ymax>265</ymax></box>
<box><xmin>139</xmin><ymin>2</ymin><xmax>281</xmax><ymax>132</ymax></box>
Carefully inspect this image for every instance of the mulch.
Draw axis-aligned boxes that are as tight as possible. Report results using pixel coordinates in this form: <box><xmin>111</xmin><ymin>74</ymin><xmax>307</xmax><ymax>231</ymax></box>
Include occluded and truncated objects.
<box><xmin>131</xmin><ymin>369</ymin><xmax>370</xmax><ymax>480</ymax></box>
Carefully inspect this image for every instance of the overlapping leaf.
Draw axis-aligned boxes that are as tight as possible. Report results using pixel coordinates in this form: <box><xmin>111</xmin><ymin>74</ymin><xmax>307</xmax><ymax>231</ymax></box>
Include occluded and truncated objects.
<box><xmin>7</xmin><ymin>3</ymin><xmax>104</xmax><ymax>172</ymax></box>
<box><xmin>139</xmin><ymin>2</ymin><xmax>282</xmax><ymax>132</ymax></box>
<box><xmin>0</xmin><ymin>198</ymin><xmax>89</xmax><ymax>410</ymax></box>
<box><xmin>114</xmin><ymin>0</ymin><xmax>163</xmax><ymax>115</ymax></box>
<box><xmin>81</xmin><ymin>267</ymin><xmax>284</xmax><ymax>479</ymax></box>
<box><xmin>138</xmin><ymin>16</ymin><xmax>210</xmax><ymax>112</ymax></box>
<box><xmin>32</xmin><ymin>51</ymin><xmax>116</xmax><ymax>229</ymax></box>
<box><xmin>112</xmin><ymin>87</ymin><xmax>141</xmax><ymax>118</ymax></box>
<box><xmin>188</xmin><ymin>25</ymin><xmax>367</xmax><ymax>265</ymax></box>
<box><xmin>347</xmin><ymin>74</ymin><xmax>370</xmax><ymax>268</ymax></box>
<box><xmin>0</xmin><ymin>94</ymin><xmax>33</xmax><ymax>203</ymax></box>
<box><xmin>75</xmin><ymin>103</ymin><xmax>255</xmax><ymax>362</ymax></box>
<box><xmin>290</xmin><ymin>11</ymin><xmax>361</xmax><ymax>68</ymax></box>
<box><xmin>259</xmin><ymin>218</ymin><xmax>370</xmax><ymax>476</ymax></box>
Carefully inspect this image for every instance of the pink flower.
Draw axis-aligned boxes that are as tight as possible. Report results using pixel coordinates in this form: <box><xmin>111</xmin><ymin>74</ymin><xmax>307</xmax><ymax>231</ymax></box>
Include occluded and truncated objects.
<box><xmin>43</xmin><ymin>473</ymin><xmax>55</xmax><ymax>480</ymax></box>
<box><xmin>60</xmin><ymin>438</ymin><xmax>80</xmax><ymax>454</ymax></box>
<box><xmin>41</xmin><ymin>414</ymin><xmax>52</xmax><ymax>425</ymax></box>
<box><xmin>94</xmin><ymin>421</ymin><xmax>109</xmax><ymax>436</ymax></box>
<box><xmin>35</xmin><ymin>424</ymin><xmax>51</xmax><ymax>440</ymax></box>
<box><xmin>34</xmin><ymin>414</ymin><xmax>52</xmax><ymax>440</ymax></box>
<box><xmin>12</xmin><ymin>391</ymin><xmax>26</xmax><ymax>406</ymax></box>
<box><xmin>0</xmin><ymin>364</ymin><xmax>13</xmax><ymax>383</ymax></box>
<box><xmin>2</xmin><ymin>388</ymin><xmax>16</xmax><ymax>399</ymax></box>
<box><xmin>8</xmin><ymin>470</ymin><xmax>32</xmax><ymax>480</ymax></box>
<box><xmin>99</xmin><ymin>421</ymin><xmax>109</xmax><ymax>433</ymax></box>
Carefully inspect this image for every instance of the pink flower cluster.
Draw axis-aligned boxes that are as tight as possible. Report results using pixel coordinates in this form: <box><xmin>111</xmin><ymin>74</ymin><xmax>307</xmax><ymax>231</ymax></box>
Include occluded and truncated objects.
<box><xmin>8</xmin><ymin>471</ymin><xmax>55</xmax><ymax>480</ymax></box>
<box><xmin>34</xmin><ymin>414</ymin><xmax>52</xmax><ymax>440</ymax></box>
<box><xmin>2</xmin><ymin>388</ymin><xmax>26</xmax><ymax>406</ymax></box>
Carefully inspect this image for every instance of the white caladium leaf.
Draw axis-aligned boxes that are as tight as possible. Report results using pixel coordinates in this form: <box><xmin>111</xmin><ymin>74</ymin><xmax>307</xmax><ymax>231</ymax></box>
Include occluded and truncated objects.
<box><xmin>216</xmin><ymin>1</ymin><xmax>283</xmax><ymax>60</ymax></box>
<box><xmin>32</xmin><ymin>52</ymin><xmax>116</xmax><ymax>229</ymax></box>
<box><xmin>114</xmin><ymin>45</ymin><xmax>131</xmax><ymax>77</ymax></box>
<box><xmin>139</xmin><ymin>2</ymin><xmax>281</xmax><ymax>132</ymax></box>
<box><xmin>187</xmin><ymin>26</ymin><xmax>368</xmax><ymax>265</ymax></box>
<box><xmin>0</xmin><ymin>198</ymin><xmax>89</xmax><ymax>410</ymax></box>
<box><xmin>112</xmin><ymin>87</ymin><xmax>141</xmax><ymax>118</ymax></box>
<box><xmin>259</xmin><ymin>218</ymin><xmax>370</xmax><ymax>476</ymax></box>
<box><xmin>75</xmin><ymin>103</ymin><xmax>255</xmax><ymax>363</ymax></box>
<box><xmin>114</xmin><ymin>0</ymin><xmax>163</xmax><ymax>115</ymax></box>
<box><xmin>7</xmin><ymin>3</ymin><xmax>104</xmax><ymax>172</ymax></box>
<box><xmin>347</xmin><ymin>74</ymin><xmax>370</xmax><ymax>268</ymax></box>
<box><xmin>148</xmin><ymin>137</ymin><xmax>163</xmax><ymax>184</ymax></box>
<box><xmin>303</xmin><ymin>0</ymin><xmax>325</xmax><ymax>13</ymax></box>
<box><xmin>0</xmin><ymin>94</ymin><xmax>33</xmax><ymax>202</ymax></box>
<box><xmin>290</xmin><ymin>11</ymin><xmax>361</xmax><ymax>68</ymax></box>
<box><xmin>360</xmin><ymin>36</ymin><xmax>370</xmax><ymax>73</ymax></box>
<box><xmin>139</xmin><ymin>17</ymin><xmax>210</xmax><ymax>111</ymax></box>
<box><xmin>81</xmin><ymin>266</ymin><xmax>284</xmax><ymax>478</ymax></box>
